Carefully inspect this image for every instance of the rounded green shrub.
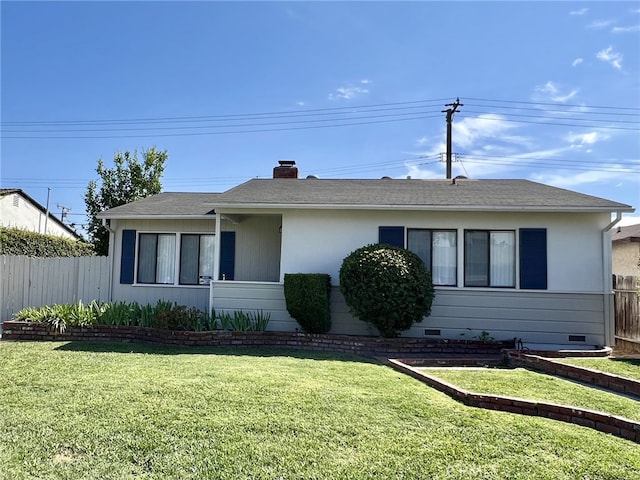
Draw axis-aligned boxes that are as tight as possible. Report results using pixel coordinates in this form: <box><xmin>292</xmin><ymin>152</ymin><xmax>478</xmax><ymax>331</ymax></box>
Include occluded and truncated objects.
<box><xmin>339</xmin><ymin>244</ymin><xmax>435</xmax><ymax>337</ymax></box>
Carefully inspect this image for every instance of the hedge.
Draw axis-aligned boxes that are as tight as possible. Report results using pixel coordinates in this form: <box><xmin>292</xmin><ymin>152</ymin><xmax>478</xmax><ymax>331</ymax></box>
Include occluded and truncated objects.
<box><xmin>284</xmin><ymin>273</ymin><xmax>332</xmax><ymax>333</ymax></box>
<box><xmin>0</xmin><ymin>227</ymin><xmax>95</xmax><ymax>257</ymax></box>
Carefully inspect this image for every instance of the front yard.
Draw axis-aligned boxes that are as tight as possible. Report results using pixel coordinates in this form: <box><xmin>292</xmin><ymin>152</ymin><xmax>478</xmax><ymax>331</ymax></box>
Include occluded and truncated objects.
<box><xmin>1</xmin><ymin>341</ymin><xmax>640</xmax><ymax>479</ymax></box>
<box><xmin>422</xmin><ymin>367</ymin><xmax>640</xmax><ymax>421</ymax></box>
<box><xmin>557</xmin><ymin>357</ymin><xmax>640</xmax><ymax>381</ymax></box>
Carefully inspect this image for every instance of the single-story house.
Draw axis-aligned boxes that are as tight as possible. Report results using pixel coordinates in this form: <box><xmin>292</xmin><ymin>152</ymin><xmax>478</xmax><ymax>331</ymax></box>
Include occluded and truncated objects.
<box><xmin>612</xmin><ymin>223</ymin><xmax>640</xmax><ymax>277</ymax></box>
<box><xmin>0</xmin><ymin>188</ymin><xmax>83</xmax><ymax>240</ymax></box>
<box><xmin>98</xmin><ymin>161</ymin><xmax>634</xmax><ymax>348</ymax></box>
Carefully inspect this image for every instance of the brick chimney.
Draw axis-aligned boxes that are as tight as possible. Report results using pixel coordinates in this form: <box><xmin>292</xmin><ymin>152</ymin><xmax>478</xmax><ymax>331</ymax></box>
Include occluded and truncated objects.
<box><xmin>273</xmin><ymin>160</ymin><xmax>298</xmax><ymax>179</ymax></box>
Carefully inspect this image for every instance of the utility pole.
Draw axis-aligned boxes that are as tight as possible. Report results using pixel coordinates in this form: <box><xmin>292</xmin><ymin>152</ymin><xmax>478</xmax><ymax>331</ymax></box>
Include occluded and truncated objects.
<box><xmin>57</xmin><ymin>204</ymin><xmax>70</xmax><ymax>222</ymax></box>
<box><xmin>442</xmin><ymin>98</ymin><xmax>463</xmax><ymax>179</ymax></box>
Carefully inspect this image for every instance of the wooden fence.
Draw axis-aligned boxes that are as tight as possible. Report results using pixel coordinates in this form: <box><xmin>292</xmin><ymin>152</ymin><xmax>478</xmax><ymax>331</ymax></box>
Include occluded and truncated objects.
<box><xmin>613</xmin><ymin>275</ymin><xmax>640</xmax><ymax>352</ymax></box>
<box><xmin>0</xmin><ymin>255</ymin><xmax>110</xmax><ymax>322</ymax></box>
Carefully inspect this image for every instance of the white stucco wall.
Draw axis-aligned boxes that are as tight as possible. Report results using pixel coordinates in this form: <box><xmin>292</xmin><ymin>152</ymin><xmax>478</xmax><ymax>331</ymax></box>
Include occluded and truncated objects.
<box><xmin>613</xmin><ymin>242</ymin><xmax>640</xmax><ymax>276</ymax></box>
<box><xmin>279</xmin><ymin>209</ymin><xmax>610</xmax><ymax>293</ymax></box>
<box><xmin>0</xmin><ymin>194</ymin><xmax>78</xmax><ymax>239</ymax></box>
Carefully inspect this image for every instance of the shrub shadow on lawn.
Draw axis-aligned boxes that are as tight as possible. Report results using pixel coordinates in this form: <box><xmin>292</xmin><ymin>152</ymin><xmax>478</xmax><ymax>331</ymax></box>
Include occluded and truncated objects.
<box><xmin>54</xmin><ymin>341</ymin><xmax>376</xmax><ymax>364</ymax></box>
<box><xmin>611</xmin><ymin>358</ymin><xmax>640</xmax><ymax>367</ymax></box>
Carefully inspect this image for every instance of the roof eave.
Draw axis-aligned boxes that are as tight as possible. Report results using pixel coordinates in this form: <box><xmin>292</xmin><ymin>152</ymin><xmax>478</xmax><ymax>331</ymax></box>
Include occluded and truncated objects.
<box><xmin>97</xmin><ymin>213</ymin><xmax>215</xmax><ymax>220</ymax></box>
<box><xmin>210</xmin><ymin>203</ymin><xmax>634</xmax><ymax>213</ymax></box>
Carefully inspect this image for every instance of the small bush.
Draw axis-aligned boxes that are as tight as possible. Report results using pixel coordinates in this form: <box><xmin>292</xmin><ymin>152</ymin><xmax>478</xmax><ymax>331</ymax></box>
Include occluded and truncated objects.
<box><xmin>284</xmin><ymin>273</ymin><xmax>332</xmax><ymax>333</ymax></box>
<box><xmin>217</xmin><ymin>310</ymin><xmax>271</xmax><ymax>332</ymax></box>
<box><xmin>13</xmin><ymin>301</ymin><xmax>98</xmax><ymax>333</ymax></box>
<box><xmin>151</xmin><ymin>304</ymin><xmax>202</xmax><ymax>331</ymax></box>
<box><xmin>14</xmin><ymin>301</ymin><xmax>269</xmax><ymax>333</ymax></box>
<box><xmin>339</xmin><ymin>244</ymin><xmax>435</xmax><ymax>337</ymax></box>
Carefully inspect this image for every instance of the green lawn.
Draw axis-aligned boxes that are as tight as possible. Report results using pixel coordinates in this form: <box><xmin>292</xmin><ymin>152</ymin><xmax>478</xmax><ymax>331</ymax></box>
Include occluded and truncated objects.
<box><xmin>1</xmin><ymin>342</ymin><xmax>639</xmax><ymax>480</ymax></box>
<box><xmin>422</xmin><ymin>367</ymin><xmax>640</xmax><ymax>422</ymax></box>
<box><xmin>557</xmin><ymin>357</ymin><xmax>640</xmax><ymax>382</ymax></box>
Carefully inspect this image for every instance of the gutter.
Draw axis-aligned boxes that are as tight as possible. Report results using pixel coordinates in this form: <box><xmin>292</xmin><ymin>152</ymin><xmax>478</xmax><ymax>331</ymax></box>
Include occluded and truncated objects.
<box><xmin>602</xmin><ymin>212</ymin><xmax>624</xmax><ymax>347</ymax></box>
<box><xmin>205</xmin><ymin>202</ymin><xmax>634</xmax><ymax>213</ymax></box>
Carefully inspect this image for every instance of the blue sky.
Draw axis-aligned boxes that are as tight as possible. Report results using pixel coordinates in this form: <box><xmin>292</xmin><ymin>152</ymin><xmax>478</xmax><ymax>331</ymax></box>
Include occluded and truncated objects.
<box><xmin>2</xmin><ymin>1</ymin><xmax>639</xmax><ymax>236</ymax></box>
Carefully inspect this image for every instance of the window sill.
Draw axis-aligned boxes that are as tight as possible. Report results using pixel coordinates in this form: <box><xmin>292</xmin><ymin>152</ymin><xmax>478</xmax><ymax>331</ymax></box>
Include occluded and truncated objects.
<box><xmin>132</xmin><ymin>283</ymin><xmax>210</xmax><ymax>288</ymax></box>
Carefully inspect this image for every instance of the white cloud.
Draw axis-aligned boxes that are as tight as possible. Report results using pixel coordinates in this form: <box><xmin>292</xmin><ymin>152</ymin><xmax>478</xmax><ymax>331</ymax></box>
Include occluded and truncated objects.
<box><xmin>328</xmin><ymin>85</ymin><xmax>369</xmax><ymax>101</ymax></box>
<box><xmin>360</xmin><ymin>79</ymin><xmax>370</xmax><ymax>84</ymax></box>
<box><xmin>296</xmin><ymin>101</ymin><xmax>305</xmax><ymax>107</ymax></box>
<box><xmin>404</xmin><ymin>164</ymin><xmax>442</xmax><ymax>180</ymax></box>
<box><xmin>596</xmin><ymin>46</ymin><xmax>623</xmax><ymax>69</ymax></box>
<box><xmin>572</xmin><ymin>58</ymin><xmax>583</xmax><ymax>67</ymax></box>
<box><xmin>565</xmin><ymin>131</ymin><xmax>610</xmax><ymax>146</ymax></box>
<box><xmin>570</xmin><ymin>8</ymin><xmax>589</xmax><ymax>16</ymax></box>
<box><xmin>453</xmin><ymin>114</ymin><xmax>518</xmax><ymax>149</ymax></box>
<box><xmin>612</xmin><ymin>24</ymin><xmax>640</xmax><ymax>33</ymax></box>
<box><xmin>415</xmin><ymin>136</ymin><xmax>429</xmax><ymax>146</ymax></box>
<box><xmin>530</xmin><ymin>168</ymin><xmax>634</xmax><ymax>189</ymax></box>
<box><xmin>618</xmin><ymin>215</ymin><xmax>640</xmax><ymax>226</ymax></box>
<box><xmin>587</xmin><ymin>19</ymin><xmax>615</xmax><ymax>30</ymax></box>
<box><xmin>534</xmin><ymin>81</ymin><xmax>579</xmax><ymax>103</ymax></box>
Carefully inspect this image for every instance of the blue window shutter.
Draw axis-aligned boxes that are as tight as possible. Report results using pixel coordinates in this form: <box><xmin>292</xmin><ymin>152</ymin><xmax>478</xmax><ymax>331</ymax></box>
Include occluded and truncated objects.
<box><xmin>220</xmin><ymin>231</ymin><xmax>236</xmax><ymax>280</ymax></box>
<box><xmin>120</xmin><ymin>229</ymin><xmax>136</xmax><ymax>284</ymax></box>
<box><xmin>379</xmin><ymin>226</ymin><xmax>404</xmax><ymax>248</ymax></box>
<box><xmin>520</xmin><ymin>228</ymin><xmax>547</xmax><ymax>289</ymax></box>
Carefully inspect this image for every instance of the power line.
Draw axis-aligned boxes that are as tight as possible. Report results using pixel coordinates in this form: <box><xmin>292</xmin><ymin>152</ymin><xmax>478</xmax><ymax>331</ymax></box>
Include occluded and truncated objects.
<box><xmin>464</xmin><ymin>96</ymin><xmax>640</xmax><ymax>111</ymax></box>
<box><xmin>464</xmin><ymin>102</ymin><xmax>640</xmax><ymax>117</ymax></box>
<box><xmin>456</xmin><ymin>113</ymin><xmax>640</xmax><ymax>131</ymax></box>
<box><xmin>0</xmin><ymin>98</ymin><xmax>451</xmax><ymax>126</ymax></box>
<box><xmin>3</xmin><ymin>96</ymin><xmax>638</xmax><ymax>127</ymax></box>
<box><xmin>1</xmin><ymin>114</ymin><xmax>444</xmax><ymax>139</ymax></box>
<box><xmin>462</xmin><ymin>109</ymin><xmax>640</xmax><ymax>125</ymax></box>
<box><xmin>2</xmin><ymin>109</ymin><xmax>445</xmax><ymax>134</ymax></box>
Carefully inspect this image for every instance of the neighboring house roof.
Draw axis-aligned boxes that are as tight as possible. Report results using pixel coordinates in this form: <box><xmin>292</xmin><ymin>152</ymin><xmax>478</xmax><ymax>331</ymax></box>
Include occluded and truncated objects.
<box><xmin>0</xmin><ymin>188</ymin><xmax>83</xmax><ymax>240</ymax></box>
<box><xmin>211</xmin><ymin>178</ymin><xmax>633</xmax><ymax>212</ymax></box>
<box><xmin>612</xmin><ymin>223</ymin><xmax>640</xmax><ymax>244</ymax></box>
<box><xmin>98</xmin><ymin>192</ymin><xmax>221</xmax><ymax>219</ymax></box>
<box><xmin>98</xmin><ymin>178</ymin><xmax>633</xmax><ymax>219</ymax></box>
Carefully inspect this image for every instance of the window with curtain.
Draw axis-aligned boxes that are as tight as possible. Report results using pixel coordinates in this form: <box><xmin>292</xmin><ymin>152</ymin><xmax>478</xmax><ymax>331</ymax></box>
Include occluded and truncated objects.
<box><xmin>464</xmin><ymin>230</ymin><xmax>515</xmax><ymax>287</ymax></box>
<box><xmin>137</xmin><ymin>233</ymin><xmax>176</xmax><ymax>284</ymax></box>
<box><xmin>179</xmin><ymin>234</ymin><xmax>215</xmax><ymax>285</ymax></box>
<box><xmin>407</xmin><ymin>229</ymin><xmax>457</xmax><ymax>286</ymax></box>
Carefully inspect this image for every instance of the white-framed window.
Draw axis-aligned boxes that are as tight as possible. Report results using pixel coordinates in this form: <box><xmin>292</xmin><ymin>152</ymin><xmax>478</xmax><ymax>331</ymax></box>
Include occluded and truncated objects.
<box><xmin>179</xmin><ymin>234</ymin><xmax>215</xmax><ymax>285</ymax></box>
<box><xmin>137</xmin><ymin>233</ymin><xmax>176</xmax><ymax>284</ymax></box>
<box><xmin>464</xmin><ymin>230</ymin><xmax>515</xmax><ymax>287</ymax></box>
<box><xmin>407</xmin><ymin>229</ymin><xmax>457</xmax><ymax>286</ymax></box>
<box><xmin>135</xmin><ymin>233</ymin><xmax>214</xmax><ymax>286</ymax></box>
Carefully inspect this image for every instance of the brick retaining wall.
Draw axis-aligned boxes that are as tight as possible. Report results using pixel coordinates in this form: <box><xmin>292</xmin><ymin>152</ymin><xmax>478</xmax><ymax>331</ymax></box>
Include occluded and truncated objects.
<box><xmin>506</xmin><ymin>352</ymin><xmax>640</xmax><ymax>398</ymax></box>
<box><xmin>0</xmin><ymin>321</ymin><xmax>512</xmax><ymax>357</ymax></box>
<box><xmin>387</xmin><ymin>359</ymin><xmax>640</xmax><ymax>444</ymax></box>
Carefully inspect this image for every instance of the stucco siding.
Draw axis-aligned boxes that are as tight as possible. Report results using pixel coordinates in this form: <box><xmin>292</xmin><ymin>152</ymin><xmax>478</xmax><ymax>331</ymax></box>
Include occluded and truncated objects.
<box><xmin>613</xmin><ymin>242</ymin><xmax>640</xmax><ymax>276</ymax></box>
<box><xmin>280</xmin><ymin>209</ymin><xmax>609</xmax><ymax>292</ymax></box>
<box><xmin>0</xmin><ymin>195</ymin><xmax>78</xmax><ymax>239</ymax></box>
<box><xmin>209</xmin><ymin>282</ymin><xmax>606</xmax><ymax>346</ymax></box>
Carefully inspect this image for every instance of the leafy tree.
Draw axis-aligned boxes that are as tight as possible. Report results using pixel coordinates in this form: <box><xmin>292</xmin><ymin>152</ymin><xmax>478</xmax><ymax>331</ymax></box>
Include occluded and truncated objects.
<box><xmin>339</xmin><ymin>244</ymin><xmax>435</xmax><ymax>337</ymax></box>
<box><xmin>85</xmin><ymin>148</ymin><xmax>167</xmax><ymax>255</ymax></box>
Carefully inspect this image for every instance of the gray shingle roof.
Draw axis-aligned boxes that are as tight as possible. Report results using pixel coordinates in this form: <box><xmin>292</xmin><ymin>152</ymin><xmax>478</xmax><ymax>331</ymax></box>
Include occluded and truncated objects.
<box><xmin>211</xmin><ymin>178</ymin><xmax>633</xmax><ymax>211</ymax></box>
<box><xmin>97</xmin><ymin>192</ymin><xmax>220</xmax><ymax>218</ymax></box>
<box><xmin>98</xmin><ymin>178</ymin><xmax>633</xmax><ymax>218</ymax></box>
<box><xmin>612</xmin><ymin>223</ymin><xmax>640</xmax><ymax>243</ymax></box>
